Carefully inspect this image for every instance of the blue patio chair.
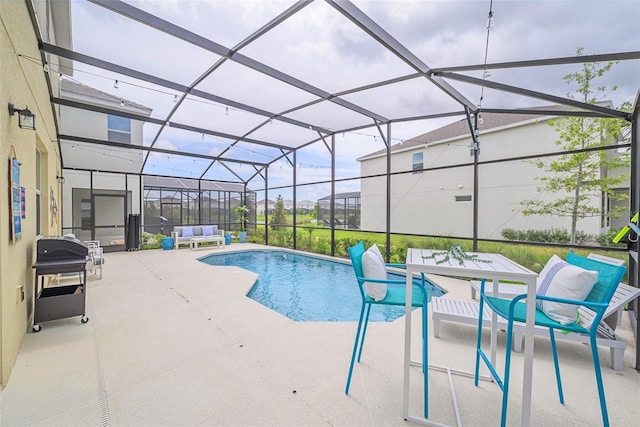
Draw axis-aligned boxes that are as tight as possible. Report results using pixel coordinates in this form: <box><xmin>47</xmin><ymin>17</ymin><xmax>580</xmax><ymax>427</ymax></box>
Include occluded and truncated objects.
<box><xmin>474</xmin><ymin>253</ymin><xmax>626</xmax><ymax>427</ymax></box>
<box><xmin>345</xmin><ymin>241</ymin><xmax>431</xmax><ymax>417</ymax></box>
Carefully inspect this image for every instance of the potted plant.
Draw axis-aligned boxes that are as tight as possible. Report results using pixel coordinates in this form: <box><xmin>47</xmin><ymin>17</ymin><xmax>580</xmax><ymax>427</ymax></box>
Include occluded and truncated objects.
<box><xmin>235</xmin><ymin>205</ymin><xmax>250</xmax><ymax>243</ymax></box>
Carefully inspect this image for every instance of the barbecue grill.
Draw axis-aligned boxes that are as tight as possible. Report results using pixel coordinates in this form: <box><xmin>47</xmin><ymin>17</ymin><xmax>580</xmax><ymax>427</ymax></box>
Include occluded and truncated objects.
<box><xmin>31</xmin><ymin>236</ymin><xmax>89</xmax><ymax>331</ymax></box>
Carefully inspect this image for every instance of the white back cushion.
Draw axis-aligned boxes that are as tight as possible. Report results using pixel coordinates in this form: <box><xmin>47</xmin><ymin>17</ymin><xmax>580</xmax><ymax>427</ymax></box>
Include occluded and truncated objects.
<box><xmin>181</xmin><ymin>227</ymin><xmax>194</xmax><ymax>237</ymax></box>
<box><xmin>369</xmin><ymin>243</ymin><xmax>384</xmax><ymax>264</ymax></box>
<box><xmin>536</xmin><ymin>255</ymin><xmax>598</xmax><ymax>325</ymax></box>
<box><xmin>362</xmin><ymin>245</ymin><xmax>388</xmax><ymax>301</ymax></box>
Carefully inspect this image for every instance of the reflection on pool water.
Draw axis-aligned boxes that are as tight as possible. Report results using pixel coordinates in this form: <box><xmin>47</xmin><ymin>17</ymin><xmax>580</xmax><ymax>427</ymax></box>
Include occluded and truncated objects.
<box><xmin>200</xmin><ymin>250</ymin><xmax>446</xmax><ymax>322</ymax></box>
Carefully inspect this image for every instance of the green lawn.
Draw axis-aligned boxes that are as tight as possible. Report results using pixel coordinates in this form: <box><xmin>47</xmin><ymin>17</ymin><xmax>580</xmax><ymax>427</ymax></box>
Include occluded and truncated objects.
<box><xmin>248</xmin><ymin>224</ymin><xmax>628</xmax><ymax>280</ymax></box>
<box><xmin>143</xmin><ymin>214</ymin><xmax>628</xmax><ymax>281</ymax></box>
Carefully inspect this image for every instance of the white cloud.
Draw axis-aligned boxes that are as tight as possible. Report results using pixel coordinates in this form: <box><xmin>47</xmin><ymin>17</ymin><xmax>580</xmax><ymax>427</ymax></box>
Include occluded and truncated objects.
<box><xmin>66</xmin><ymin>0</ymin><xmax>639</xmax><ymax>186</ymax></box>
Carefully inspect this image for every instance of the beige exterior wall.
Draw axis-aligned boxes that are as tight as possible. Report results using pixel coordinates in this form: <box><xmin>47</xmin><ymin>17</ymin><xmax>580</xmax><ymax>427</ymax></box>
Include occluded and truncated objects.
<box><xmin>58</xmin><ymin>83</ymin><xmax>148</xmax><ymax>242</ymax></box>
<box><xmin>360</xmin><ymin>118</ymin><xmax>611</xmax><ymax>239</ymax></box>
<box><xmin>0</xmin><ymin>0</ymin><xmax>68</xmax><ymax>389</ymax></box>
<box><xmin>59</xmin><ymin>90</ymin><xmax>147</xmax><ymax>172</ymax></box>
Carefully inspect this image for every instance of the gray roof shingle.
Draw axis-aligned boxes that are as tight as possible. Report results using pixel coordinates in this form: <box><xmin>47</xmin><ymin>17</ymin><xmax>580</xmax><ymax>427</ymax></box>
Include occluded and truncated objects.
<box><xmin>61</xmin><ymin>78</ymin><xmax>153</xmax><ymax>114</ymax></box>
<box><xmin>359</xmin><ymin>105</ymin><xmax>573</xmax><ymax>160</ymax></box>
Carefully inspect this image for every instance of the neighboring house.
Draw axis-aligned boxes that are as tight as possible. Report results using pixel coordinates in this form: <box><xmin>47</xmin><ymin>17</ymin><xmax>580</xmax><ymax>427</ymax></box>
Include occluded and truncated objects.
<box><xmin>257</xmin><ymin>199</ymin><xmax>315</xmax><ymax>214</ymax></box>
<box><xmin>317</xmin><ymin>192</ymin><xmax>361</xmax><ymax>229</ymax></box>
<box><xmin>357</xmin><ymin>106</ymin><xmax>629</xmax><ymax>239</ymax></box>
<box><xmin>297</xmin><ymin>200</ymin><xmax>315</xmax><ymax>214</ymax></box>
<box><xmin>257</xmin><ymin>199</ymin><xmax>276</xmax><ymax>215</ymax></box>
<box><xmin>143</xmin><ymin>177</ymin><xmax>250</xmax><ymax>234</ymax></box>
<box><xmin>59</xmin><ymin>79</ymin><xmax>152</xmax><ymax>247</ymax></box>
<box><xmin>281</xmin><ymin>199</ymin><xmax>315</xmax><ymax>213</ymax></box>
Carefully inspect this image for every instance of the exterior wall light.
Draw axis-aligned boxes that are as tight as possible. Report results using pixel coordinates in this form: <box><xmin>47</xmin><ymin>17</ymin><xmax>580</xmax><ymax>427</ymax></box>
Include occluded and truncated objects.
<box><xmin>56</xmin><ymin>175</ymin><xmax>65</xmax><ymax>184</ymax></box>
<box><xmin>8</xmin><ymin>103</ymin><xmax>36</xmax><ymax>130</ymax></box>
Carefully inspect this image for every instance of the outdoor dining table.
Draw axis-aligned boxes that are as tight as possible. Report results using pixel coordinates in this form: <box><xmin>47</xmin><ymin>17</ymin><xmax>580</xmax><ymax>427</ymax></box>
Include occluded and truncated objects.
<box><xmin>404</xmin><ymin>248</ymin><xmax>538</xmax><ymax>426</ymax></box>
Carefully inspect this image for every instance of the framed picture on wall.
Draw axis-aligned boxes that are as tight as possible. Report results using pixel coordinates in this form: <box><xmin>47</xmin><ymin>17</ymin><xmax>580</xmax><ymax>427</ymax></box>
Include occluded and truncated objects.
<box><xmin>9</xmin><ymin>147</ymin><xmax>22</xmax><ymax>243</ymax></box>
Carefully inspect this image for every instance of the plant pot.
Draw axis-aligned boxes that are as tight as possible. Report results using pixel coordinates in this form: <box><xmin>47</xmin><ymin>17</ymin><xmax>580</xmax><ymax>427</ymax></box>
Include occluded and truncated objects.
<box><xmin>238</xmin><ymin>231</ymin><xmax>247</xmax><ymax>243</ymax></box>
<box><xmin>162</xmin><ymin>237</ymin><xmax>174</xmax><ymax>250</ymax></box>
<box><xmin>224</xmin><ymin>234</ymin><xmax>232</xmax><ymax>245</ymax></box>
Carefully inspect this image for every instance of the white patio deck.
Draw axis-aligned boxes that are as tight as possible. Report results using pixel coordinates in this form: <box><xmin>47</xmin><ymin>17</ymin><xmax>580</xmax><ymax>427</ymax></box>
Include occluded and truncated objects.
<box><xmin>1</xmin><ymin>244</ymin><xmax>638</xmax><ymax>426</ymax></box>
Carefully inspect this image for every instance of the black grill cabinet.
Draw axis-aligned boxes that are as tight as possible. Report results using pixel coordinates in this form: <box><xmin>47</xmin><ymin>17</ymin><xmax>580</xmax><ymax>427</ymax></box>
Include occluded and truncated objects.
<box><xmin>31</xmin><ymin>236</ymin><xmax>89</xmax><ymax>332</ymax></box>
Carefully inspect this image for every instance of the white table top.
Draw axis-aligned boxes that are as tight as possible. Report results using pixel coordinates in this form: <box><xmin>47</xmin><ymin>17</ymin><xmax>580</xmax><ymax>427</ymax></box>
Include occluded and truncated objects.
<box><xmin>406</xmin><ymin>248</ymin><xmax>537</xmax><ymax>282</ymax></box>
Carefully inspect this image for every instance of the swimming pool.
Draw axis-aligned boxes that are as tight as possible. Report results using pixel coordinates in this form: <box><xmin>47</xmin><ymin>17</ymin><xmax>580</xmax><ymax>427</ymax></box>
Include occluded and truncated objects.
<box><xmin>200</xmin><ymin>250</ymin><xmax>445</xmax><ymax>322</ymax></box>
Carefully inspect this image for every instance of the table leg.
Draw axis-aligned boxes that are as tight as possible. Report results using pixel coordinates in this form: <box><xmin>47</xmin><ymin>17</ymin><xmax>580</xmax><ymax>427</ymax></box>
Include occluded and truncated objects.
<box><xmin>490</xmin><ymin>279</ymin><xmax>498</xmax><ymax>366</ymax></box>
<box><xmin>521</xmin><ymin>278</ymin><xmax>536</xmax><ymax>426</ymax></box>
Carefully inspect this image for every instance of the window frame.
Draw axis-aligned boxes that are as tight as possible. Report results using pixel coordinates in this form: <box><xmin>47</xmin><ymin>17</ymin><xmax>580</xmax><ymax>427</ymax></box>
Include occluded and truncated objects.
<box><xmin>107</xmin><ymin>114</ymin><xmax>132</xmax><ymax>144</ymax></box>
<box><xmin>412</xmin><ymin>152</ymin><xmax>423</xmax><ymax>174</ymax></box>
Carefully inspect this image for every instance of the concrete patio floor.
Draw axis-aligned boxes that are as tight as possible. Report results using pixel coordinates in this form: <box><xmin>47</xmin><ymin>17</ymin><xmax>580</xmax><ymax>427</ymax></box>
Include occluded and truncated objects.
<box><xmin>1</xmin><ymin>244</ymin><xmax>638</xmax><ymax>426</ymax></box>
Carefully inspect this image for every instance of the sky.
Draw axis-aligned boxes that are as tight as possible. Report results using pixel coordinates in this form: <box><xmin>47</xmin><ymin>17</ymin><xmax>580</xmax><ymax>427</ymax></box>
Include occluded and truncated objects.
<box><xmin>63</xmin><ymin>0</ymin><xmax>640</xmax><ymax>201</ymax></box>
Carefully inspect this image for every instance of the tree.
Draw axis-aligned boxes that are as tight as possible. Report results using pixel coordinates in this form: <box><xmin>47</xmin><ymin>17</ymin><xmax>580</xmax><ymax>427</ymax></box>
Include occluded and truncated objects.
<box><xmin>519</xmin><ymin>48</ymin><xmax>631</xmax><ymax>245</ymax></box>
<box><xmin>235</xmin><ymin>204</ymin><xmax>249</xmax><ymax>231</ymax></box>
<box><xmin>270</xmin><ymin>194</ymin><xmax>287</xmax><ymax>231</ymax></box>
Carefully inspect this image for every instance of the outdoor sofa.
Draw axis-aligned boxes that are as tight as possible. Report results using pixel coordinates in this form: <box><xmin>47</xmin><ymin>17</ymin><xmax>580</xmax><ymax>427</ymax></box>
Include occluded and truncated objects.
<box><xmin>170</xmin><ymin>225</ymin><xmax>224</xmax><ymax>249</ymax></box>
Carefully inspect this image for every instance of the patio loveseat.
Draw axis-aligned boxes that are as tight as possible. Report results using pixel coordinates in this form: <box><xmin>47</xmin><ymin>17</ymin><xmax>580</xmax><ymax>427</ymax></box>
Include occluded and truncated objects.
<box><xmin>170</xmin><ymin>225</ymin><xmax>224</xmax><ymax>249</ymax></box>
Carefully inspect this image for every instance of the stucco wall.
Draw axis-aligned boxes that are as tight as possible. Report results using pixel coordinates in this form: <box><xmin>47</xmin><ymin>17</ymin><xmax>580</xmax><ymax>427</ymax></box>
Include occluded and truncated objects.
<box><xmin>0</xmin><ymin>0</ymin><xmax>65</xmax><ymax>389</ymax></box>
<box><xmin>360</xmin><ymin>118</ymin><xmax>610</xmax><ymax>238</ymax></box>
<box><xmin>57</xmin><ymin>77</ymin><xmax>148</xmax><ymax>236</ymax></box>
<box><xmin>59</xmin><ymin>105</ymin><xmax>145</xmax><ymax>172</ymax></box>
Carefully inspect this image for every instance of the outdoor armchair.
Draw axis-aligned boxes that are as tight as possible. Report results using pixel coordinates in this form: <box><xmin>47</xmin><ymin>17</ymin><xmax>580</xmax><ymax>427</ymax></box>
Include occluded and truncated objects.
<box><xmin>345</xmin><ymin>241</ymin><xmax>431</xmax><ymax>418</ymax></box>
<box><xmin>85</xmin><ymin>240</ymin><xmax>104</xmax><ymax>279</ymax></box>
<box><xmin>474</xmin><ymin>253</ymin><xmax>626</xmax><ymax>427</ymax></box>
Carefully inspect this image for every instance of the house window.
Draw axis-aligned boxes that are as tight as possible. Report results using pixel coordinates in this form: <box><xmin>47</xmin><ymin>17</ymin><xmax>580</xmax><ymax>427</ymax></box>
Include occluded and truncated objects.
<box><xmin>412</xmin><ymin>152</ymin><xmax>423</xmax><ymax>174</ymax></box>
<box><xmin>108</xmin><ymin>115</ymin><xmax>131</xmax><ymax>143</ymax></box>
<box><xmin>455</xmin><ymin>195</ymin><xmax>472</xmax><ymax>202</ymax></box>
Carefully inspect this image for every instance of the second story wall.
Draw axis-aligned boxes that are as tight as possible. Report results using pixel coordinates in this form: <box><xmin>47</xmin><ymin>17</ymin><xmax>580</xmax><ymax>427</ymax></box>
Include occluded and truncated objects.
<box><xmin>359</xmin><ymin>115</ymin><xmax>620</xmax><ymax>239</ymax></box>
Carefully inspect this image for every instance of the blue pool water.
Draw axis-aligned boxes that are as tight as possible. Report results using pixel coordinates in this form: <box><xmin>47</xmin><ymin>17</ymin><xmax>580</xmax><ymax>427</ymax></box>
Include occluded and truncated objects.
<box><xmin>200</xmin><ymin>250</ymin><xmax>445</xmax><ymax>322</ymax></box>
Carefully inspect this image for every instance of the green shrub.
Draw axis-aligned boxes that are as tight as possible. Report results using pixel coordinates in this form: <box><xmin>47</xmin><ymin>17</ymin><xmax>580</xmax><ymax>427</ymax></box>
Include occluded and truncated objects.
<box><xmin>244</xmin><ymin>226</ymin><xmax>630</xmax><ymax>279</ymax></box>
<box><xmin>142</xmin><ymin>232</ymin><xmax>166</xmax><ymax>249</ymax></box>
<box><xmin>596</xmin><ymin>227</ymin><xmax>628</xmax><ymax>247</ymax></box>
<box><xmin>501</xmin><ymin>228</ymin><xmax>593</xmax><ymax>244</ymax></box>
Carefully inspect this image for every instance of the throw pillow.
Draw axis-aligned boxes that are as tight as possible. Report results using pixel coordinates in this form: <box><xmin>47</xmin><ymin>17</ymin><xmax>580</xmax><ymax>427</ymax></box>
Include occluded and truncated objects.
<box><xmin>203</xmin><ymin>226</ymin><xmax>214</xmax><ymax>236</ymax></box>
<box><xmin>182</xmin><ymin>227</ymin><xmax>194</xmax><ymax>238</ymax></box>
<box><xmin>362</xmin><ymin>245</ymin><xmax>388</xmax><ymax>301</ymax></box>
<box><xmin>536</xmin><ymin>254</ymin><xmax>598</xmax><ymax>325</ymax></box>
<box><xmin>369</xmin><ymin>243</ymin><xmax>385</xmax><ymax>265</ymax></box>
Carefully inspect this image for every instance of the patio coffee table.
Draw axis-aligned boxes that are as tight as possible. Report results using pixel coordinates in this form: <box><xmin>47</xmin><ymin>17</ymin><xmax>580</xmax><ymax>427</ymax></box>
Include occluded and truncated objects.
<box><xmin>189</xmin><ymin>235</ymin><xmax>224</xmax><ymax>250</ymax></box>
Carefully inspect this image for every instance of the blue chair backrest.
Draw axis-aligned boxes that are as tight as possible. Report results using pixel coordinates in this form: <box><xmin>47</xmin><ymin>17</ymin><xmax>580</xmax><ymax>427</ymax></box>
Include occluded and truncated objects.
<box><xmin>348</xmin><ymin>241</ymin><xmax>366</xmax><ymax>279</ymax></box>
<box><xmin>565</xmin><ymin>253</ymin><xmax>627</xmax><ymax>307</ymax></box>
<box><xmin>348</xmin><ymin>241</ymin><xmax>367</xmax><ymax>297</ymax></box>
